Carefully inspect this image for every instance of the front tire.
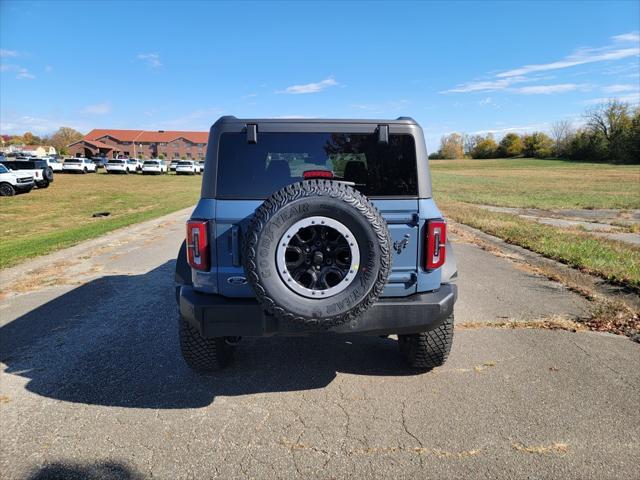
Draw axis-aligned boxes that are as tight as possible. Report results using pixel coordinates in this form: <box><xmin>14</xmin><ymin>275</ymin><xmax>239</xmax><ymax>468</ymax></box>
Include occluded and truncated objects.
<box><xmin>0</xmin><ymin>182</ymin><xmax>16</xmax><ymax>196</ymax></box>
<box><xmin>179</xmin><ymin>317</ymin><xmax>235</xmax><ymax>372</ymax></box>
<box><xmin>83</xmin><ymin>168</ymin><xmax>88</xmax><ymax>174</ymax></box>
<box><xmin>398</xmin><ymin>314</ymin><xmax>454</xmax><ymax>371</ymax></box>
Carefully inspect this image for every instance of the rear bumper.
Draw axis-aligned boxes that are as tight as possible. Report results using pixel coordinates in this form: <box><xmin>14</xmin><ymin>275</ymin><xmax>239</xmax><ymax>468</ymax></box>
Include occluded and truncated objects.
<box><xmin>179</xmin><ymin>284</ymin><xmax>457</xmax><ymax>337</ymax></box>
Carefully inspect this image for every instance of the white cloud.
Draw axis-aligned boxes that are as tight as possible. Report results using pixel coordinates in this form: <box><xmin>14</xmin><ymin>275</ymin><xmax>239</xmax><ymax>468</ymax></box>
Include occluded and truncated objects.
<box><xmin>441</xmin><ymin>76</ymin><xmax>528</xmax><ymax>93</ymax></box>
<box><xmin>442</xmin><ymin>32</ymin><xmax>640</xmax><ymax>95</ymax></box>
<box><xmin>0</xmin><ymin>113</ymin><xmax>91</xmax><ymax>136</ymax></box>
<box><xmin>277</xmin><ymin>77</ymin><xmax>338</xmax><ymax>94</ymax></box>
<box><xmin>583</xmin><ymin>92</ymin><xmax>640</xmax><ymax>105</ymax></box>
<box><xmin>602</xmin><ymin>84</ymin><xmax>637</xmax><ymax>93</ymax></box>
<box><xmin>496</xmin><ymin>47</ymin><xmax>638</xmax><ymax>78</ymax></box>
<box><xmin>469</xmin><ymin>123</ymin><xmax>549</xmax><ymax>135</ymax></box>
<box><xmin>1</xmin><ymin>64</ymin><xmax>35</xmax><ymax>79</ymax></box>
<box><xmin>512</xmin><ymin>83</ymin><xmax>580</xmax><ymax>95</ymax></box>
<box><xmin>16</xmin><ymin>68</ymin><xmax>35</xmax><ymax>80</ymax></box>
<box><xmin>82</xmin><ymin>102</ymin><xmax>112</xmax><ymax>115</ymax></box>
<box><xmin>0</xmin><ymin>49</ymin><xmax>19</xmax><ymax>58</ymax></box>
<box><xmin>137</xmin><ymin>53</ymin><xmax>162</xmax><ymax>68</ymax></box>
<box><xmin>613</xmin><ymin>32</ymin><xmax>640</xmax><ymax>43</ymax></box>
<box><xmin>241</xmin><ymin>93</ymin><xmax>258</xmax><ymax>99</ymax></box>
<box><xmin>45</xmin><ymin>65</ymin><xmax>53</xmax><ymax>73</ymax></box>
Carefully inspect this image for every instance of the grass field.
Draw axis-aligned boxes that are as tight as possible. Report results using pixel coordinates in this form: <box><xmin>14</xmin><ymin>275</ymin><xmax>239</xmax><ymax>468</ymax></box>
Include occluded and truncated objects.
<box><xmin>431</xmin><ymin>159</ymin><xmax>640</xmax><ymax>290</ymax></box>
<box><xmin>0</xmin><ymin>172</ymin><xmax>201</xmax><ymax>269</ymax></box>
<box><xmin>431</xmin><ymin>158</ymin><xmax>640</xmax><ymax>210</ymax></box>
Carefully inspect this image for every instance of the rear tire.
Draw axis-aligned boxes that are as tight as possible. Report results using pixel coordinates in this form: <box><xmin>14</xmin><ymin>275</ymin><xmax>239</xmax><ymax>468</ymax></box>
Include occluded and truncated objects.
<box><xmin>179</xmin><ymin>317</ymin><xmax>234</xmax><ymax>372</ymax></box>
<box><xmin>83</xmin><ymin>167</ymin><xmax>87</xmax><ymax>174</ymax></box>
<box><xmin>0</xmin><ymin>182</ymin><xmax>16</xmax><ymax>196</ymax></box>
<box><xmin>398</xmin><ymin>314</ymin><xmax>454</xmax><ymax>371</ymax></box>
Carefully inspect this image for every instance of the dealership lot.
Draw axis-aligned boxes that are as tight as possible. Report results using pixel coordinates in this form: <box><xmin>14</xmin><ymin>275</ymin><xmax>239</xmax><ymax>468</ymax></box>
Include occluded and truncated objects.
<box><xmin>1</xmin><ymin>210</ymin><xmax>637</xmax><ymax>479</ymax></box>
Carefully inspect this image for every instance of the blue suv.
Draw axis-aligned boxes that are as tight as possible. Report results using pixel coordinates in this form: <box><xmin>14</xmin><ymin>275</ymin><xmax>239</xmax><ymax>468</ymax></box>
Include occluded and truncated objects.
<box><xmin>176</xmin><ymin>116</ymin><xmax>457</xmax><ymax>372</ymax></box>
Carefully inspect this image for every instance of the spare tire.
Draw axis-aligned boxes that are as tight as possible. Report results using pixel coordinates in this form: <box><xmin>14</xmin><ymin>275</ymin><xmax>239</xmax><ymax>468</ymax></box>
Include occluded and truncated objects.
<box><xmin>43</xmin><ymin>167</ymin><xmax>54</xmax><ymax>182</ymax></box>
<box><xmin>244</xmin><ymin>180</ymin><xmax>391</xmax><ymax>329</ymax></box>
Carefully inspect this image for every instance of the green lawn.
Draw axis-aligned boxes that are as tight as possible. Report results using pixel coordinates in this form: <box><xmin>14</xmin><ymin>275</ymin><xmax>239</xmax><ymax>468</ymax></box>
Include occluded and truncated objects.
<box><xmin>1</xmin><ymin>172</ymin><xmax>201</xmax><ymax>269</ymax></box>
<box><xmin>431</xmin><ymin>158</ymin><xmax>640</xmax><ymax>209</ymax></box>
<box><xmin>431</xmin><ymin>159</ymin><xmax>640</xmax><ymax>290</ymax></box>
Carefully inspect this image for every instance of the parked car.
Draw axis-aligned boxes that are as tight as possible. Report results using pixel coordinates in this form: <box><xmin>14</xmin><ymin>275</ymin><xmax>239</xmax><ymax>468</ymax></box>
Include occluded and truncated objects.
<box><xmin>106</xmin><ymin>159</ymin><xmax>135</xmax><ymax>174</ymax></box>
<box><xmin>169</xmin><ymin>160</ymin><xmax>179</xmax><ymax>172</ymax></box>
<box><xmin>130</xmin><ymin>159</ymin><xmax>143</xmax><ymax>171</ymax></box>
<box><xmin>0</xmin><ymin>163</ymin><xmax>35</xmax><ymax>196</ymax></box>
<box><xmin>175</xmin><ymin>160</ymin><xmax>202</xmax><ymax>175</ymax></box>
<box><xmin>42</xmin><ymin>156</ymin><xmax>63</xmax><ymax>172</ymax></box>
<box><xmin>175</xmin><ymin>116</ymin><xmax>457</xmax><ymax>372</ymax></box>
<box><xmin>198</xmin><ymin>161</ymin><xmax>205</xmax><ymax>171</ymax></box>
<box><xmin>142</xmin><ymin>159</ymin><xmax>168</xmax><ymax>175</ymax></box>
<box><xmin>91</xmin><ymin>156</ymin><xmax>109</xmax><ymax>169</ymax></box>
<box><xmin>62</xmin><ymin>157</ymin><xmax>97</xmax><ymax>174</ymax></box>
<box><xmin>1</xmin><ymin>159</ymin><xmax>54</xmax><ymax>187</ymax></box>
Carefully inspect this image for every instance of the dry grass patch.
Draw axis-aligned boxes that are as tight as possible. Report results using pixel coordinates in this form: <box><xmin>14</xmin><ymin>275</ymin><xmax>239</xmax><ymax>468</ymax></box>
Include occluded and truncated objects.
<box><xmin>512</xmin><ymin>442</ymin><xmax>569</xmax><ymax>455</ymax></box>
<box><xmin>457</xmin><ymin>316</ymin><xmax>588</xmax><ymax>333</ymax></box>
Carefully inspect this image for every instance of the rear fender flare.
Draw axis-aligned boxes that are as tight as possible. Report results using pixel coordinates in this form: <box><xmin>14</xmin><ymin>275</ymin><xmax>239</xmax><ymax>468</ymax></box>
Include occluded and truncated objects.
<box><xmin>441</xmin><ymin>240</ymin><xmax>457</xmax><ymax>283</ymax></box>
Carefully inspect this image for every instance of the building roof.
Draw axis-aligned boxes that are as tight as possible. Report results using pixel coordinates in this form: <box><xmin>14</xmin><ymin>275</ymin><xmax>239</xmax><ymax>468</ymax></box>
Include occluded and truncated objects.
<box><xmin>84</xmin><ymin>129</ymin><xmax>208</xmax><ymax>144</ymax></box>
<box><xmin>69</xmin><ymin>139</ymin><xmax>114</xmax><ymax>150</ymax></box>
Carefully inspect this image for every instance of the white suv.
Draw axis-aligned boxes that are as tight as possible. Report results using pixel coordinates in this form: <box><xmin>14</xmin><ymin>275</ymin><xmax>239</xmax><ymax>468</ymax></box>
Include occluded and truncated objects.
<box><xmin>175</xmin><ymin>160</ymin><xmax>202</xmax><ymax>175</ymax></box>
<box><xmin>63</xmin><ymin>157</ymin><xmax>97</xmax><ymax>173</ymax></box>
<box><xmin>43</xmin><ymin>156</ymin><xmax>63</xmax><ymax>171</ymax></box>
<box><xmin>142</xmin><ymin>159</ymin><xmax>168</xmax><ymax>175</ymax></box>
<box><xmin>106</xmin><ymin>159</ymin><xmax>136</xmax><ymax>174</ymax></box>
<box><xmin>0</xmin><ymin>164</ymin><xmax>35</xmax><ymax>196</ymax></box>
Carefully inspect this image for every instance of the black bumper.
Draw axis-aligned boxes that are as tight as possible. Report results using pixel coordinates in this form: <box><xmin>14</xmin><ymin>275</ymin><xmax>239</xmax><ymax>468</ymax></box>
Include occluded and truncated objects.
<box><xmin>179</xmin><ymin>284</ymin><xmax>457</xmax><ymax>338</ymax></box>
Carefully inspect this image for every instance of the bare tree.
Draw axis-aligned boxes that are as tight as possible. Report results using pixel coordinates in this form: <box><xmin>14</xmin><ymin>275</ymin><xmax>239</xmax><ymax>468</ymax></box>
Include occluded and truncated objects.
<box><xmin>550</xmin><ymin>120</ymin><xmax>573</xmax><ymax>157</ymax></box>
<box><xmin>585</xmin><ymin>100</ymin><xmax>631</xmax><ymax>142</ymax></box>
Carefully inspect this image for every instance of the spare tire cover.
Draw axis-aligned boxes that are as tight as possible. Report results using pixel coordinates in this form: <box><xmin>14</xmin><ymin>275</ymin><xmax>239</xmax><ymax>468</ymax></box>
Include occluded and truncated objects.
<box><xmin>244</xmin><ymin>179</ymin><xmax>391</xmax><ymax>328</ymax></box>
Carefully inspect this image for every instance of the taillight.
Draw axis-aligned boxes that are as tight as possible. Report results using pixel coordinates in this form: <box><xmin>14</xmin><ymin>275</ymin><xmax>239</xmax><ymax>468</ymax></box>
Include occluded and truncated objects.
<box><xmin>303</xmin><ymin>170</ymin><xmax>333</xmax><ymax>179</ymax></box>
<box><xmin>186</xmin><ymin>220</ymin><xmax>210</xmax><ymax>271</ymax></box>
<box><xmin>425</xmin><ymin>220</ymin><xmax>446</xmax><ymax>270</ymax></box>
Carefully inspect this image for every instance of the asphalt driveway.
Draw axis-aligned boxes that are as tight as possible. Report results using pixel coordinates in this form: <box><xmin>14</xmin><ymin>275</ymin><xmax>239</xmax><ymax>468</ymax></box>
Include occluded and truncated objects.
<box><xmin>0</xmin><ymin>210</ymin><xmax>637</xmax><ymax>479</ymax></box>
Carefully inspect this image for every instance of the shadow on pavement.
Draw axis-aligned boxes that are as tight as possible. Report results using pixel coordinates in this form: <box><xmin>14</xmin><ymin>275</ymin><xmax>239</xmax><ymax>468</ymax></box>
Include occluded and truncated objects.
<box><xmin>25</xmin><ymin>460</ymin><xmax>143</xmax><ymax>480</ymax></box>
<box><xmin>1</xmin><ymin>261</ymin><xmax>414</xmax><ymax>410</ymax></box>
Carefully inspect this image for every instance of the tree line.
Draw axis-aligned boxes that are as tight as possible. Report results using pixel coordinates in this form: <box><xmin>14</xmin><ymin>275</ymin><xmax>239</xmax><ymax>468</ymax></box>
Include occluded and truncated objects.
<box><xmin>2</xmin><ymin>127</ymin><xmax>84</xmax><ymax>155</ymax></box>
<box><xmin>429</xmin><ymin>100</ymin><xmax>640</xmax><ymax>164</ymax></box>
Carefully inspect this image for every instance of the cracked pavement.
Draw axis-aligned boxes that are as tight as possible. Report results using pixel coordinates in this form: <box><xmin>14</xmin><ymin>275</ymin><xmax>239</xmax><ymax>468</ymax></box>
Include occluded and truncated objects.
<box><xmin>1</xmin><ymin>209</ymin><xmax>638</xmax><ymax>479</ymax></box>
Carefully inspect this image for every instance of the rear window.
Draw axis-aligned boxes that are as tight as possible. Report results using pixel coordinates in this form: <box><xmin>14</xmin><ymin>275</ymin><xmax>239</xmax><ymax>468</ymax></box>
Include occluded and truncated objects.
<box><xmin>108</xmin><ymin>160</ymin><xmax>124</xmax><ymax>164</ymax></box>
<box><xmin>65</xmin><ymin>159</ymin><xmax>81</xmax><ymax>164</ymax></box>
<box><xmin>143</xmin><ymin>161</ymin><xmax>158</xmax><ymax>165</ymax></box>
<box><xmin>216</xmin><ymin>132</ymin><xmax>418</xmax><ymax>198</ymax></box>
<box><xmin>178</xmin><ymin>161</ymin><xmax>192</xmax><ymax>166</ymax></box>
<box><xmin>2</xmin><ymin>160</ymin><xmax>38</xmax><ymax>169</ymax></box>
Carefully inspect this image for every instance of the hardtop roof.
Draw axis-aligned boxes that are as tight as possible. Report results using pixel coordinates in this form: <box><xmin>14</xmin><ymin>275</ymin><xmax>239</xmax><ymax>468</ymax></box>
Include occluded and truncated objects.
<box><xmin>213</xmin><ymin>116</ymin><xmax>418</xmax><ymax>127</ymax></box>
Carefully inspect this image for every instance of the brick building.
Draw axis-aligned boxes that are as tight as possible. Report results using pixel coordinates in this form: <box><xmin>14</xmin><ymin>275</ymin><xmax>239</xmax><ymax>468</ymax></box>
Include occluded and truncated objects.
<box><xmin>68</xmin><ymin>129</ymin><xmax>209</xmax><ymax>160</ymax></box>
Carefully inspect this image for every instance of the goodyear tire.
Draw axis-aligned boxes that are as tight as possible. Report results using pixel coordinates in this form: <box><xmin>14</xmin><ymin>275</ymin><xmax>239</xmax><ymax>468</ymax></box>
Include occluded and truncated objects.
<box><xmin>244</xmin><ymin>180</ymin><xmax>391</xmax><ymax>329</ymax></box>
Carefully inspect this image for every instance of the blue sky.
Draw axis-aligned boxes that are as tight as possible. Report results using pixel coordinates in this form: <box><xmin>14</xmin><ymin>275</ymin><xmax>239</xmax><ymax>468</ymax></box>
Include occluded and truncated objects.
<box><xmin>1</xmin><ymin>0</ymin><xmax>638</xmax><ymax>151</ymax></box>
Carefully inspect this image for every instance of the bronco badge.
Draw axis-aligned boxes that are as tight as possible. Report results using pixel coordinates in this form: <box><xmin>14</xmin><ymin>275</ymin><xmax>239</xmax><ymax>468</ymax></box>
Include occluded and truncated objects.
<box><xmin>393</xmin><ymin>234</ymin><xmax>411</xmax><ymax>254</ymax></box>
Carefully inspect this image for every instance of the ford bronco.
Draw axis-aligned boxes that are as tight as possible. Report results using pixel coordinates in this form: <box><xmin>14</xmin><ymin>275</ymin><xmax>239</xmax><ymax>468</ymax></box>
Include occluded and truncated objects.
<box><xmin>176</xmin><ymin>117</ymin><xmax>457</xmax><ymax>372</ymax></box>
